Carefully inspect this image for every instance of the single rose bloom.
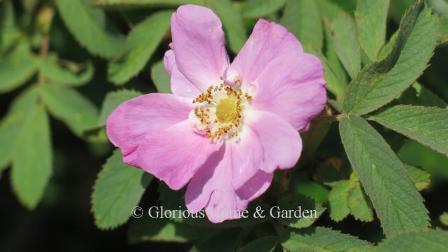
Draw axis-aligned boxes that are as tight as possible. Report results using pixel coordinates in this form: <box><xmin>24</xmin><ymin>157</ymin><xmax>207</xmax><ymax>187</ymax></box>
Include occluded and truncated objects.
<box><xmin>106</xmin><ymin>4</ymin><xmax>326</xmax><ymax>223</ymax></box>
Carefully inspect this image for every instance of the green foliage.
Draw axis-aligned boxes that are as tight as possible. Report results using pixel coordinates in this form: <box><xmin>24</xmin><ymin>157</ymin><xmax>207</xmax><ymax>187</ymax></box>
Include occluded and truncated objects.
<box><xmin>278</xmin><ymin>194</ymin><xmax>326</xmax><ymax>229</ymax></box>
<box><xmin>211</xmin><ymin>0</ymin><xmax>246</xmax><ymax>53</ymax></box>
<box><xmin>36</xmin><ymin>56</ymin><xmax>94</xmax><ymax>87</ymax></box>
<box><xmin>0</xmin><ymin>41</ymin><xmax>36</xmax><ymax>93</ymax></box>
<box><xmin>372</xmin><ymin>229</ymin><xmax>448</xmax><ymax>252</ymax></box>
<box><xmin>237</xmin><ymin>236</ymin><xmax>278</xmax><ymax>252</ymax></box>
<box><xmin>92</xmin><ymin>0</ymin><xmax>205</xmax><ymax>8</ymax></box>
<box><xmin>328</xmin><ymin>175</ymin><xmax>374</xmax><ymax>222</ymax></box>
<box><xmin>404</xmin><ymin>165</ymin><xmax>431</xmax><ymax>191</ymax></box>
<box><xmin>340</xmin><ymin>116</ymin><xmax>429</xmax><ymax>237</ymax></box>
<box><xmin>150</xmin><ymin>61</ymin><xmax>171</xmax><ymax>93</ymax></box>
<box><xmin>2</xmin><ymin>0</ymin><xmax>448</xmax><ymax>249</ymax></box>
<box><xmin>371</xmin><ymin>105</ymin><xmax>448</xmax><ymax>156</ymax></box>
<box><xmin>128</xmin><ymin>217</ymin><xmax>216</xmax><ymax>244</ymax></box>
<box><xmin>355</xmin><ymin>0</ymin><xmax>390</xmax><ymax>61</ymax></box>
<box><xmin>328</xmin><ymin>180</ymin><xmax>351</xmax><ymax>222</ymax></box>
<box><xmin>57</xmin><ymin>0</ymin><xmax>125</xmax><ymax>59</ymax></box>
<box><xmin>10</xmin><ymin>96</ymin><xmax>52</xmax><ymax>209</ymax></box>
<box><xmin>281</xmin><ymin>0</ymin><xmax>323</xmax><ymax>52</ymax></box>
<box><xmin>399</xmin><ymin>140</ymin><xmax>448</xmax><ymax>178</ymax></box>
<box><xmin>92</xmin><ymin>150</ymin><xmax>153</xmax><ymax>229</ymax></box>
<box><xmin>108</xmin><ymin>11</ymin><xmax>171</xmax><ymax>85</ymax></box>
<box><xmin>281</xmin><ymin>227</ymin><xmax>373</xmax><ymax>251</ymax></box>
<box><xmin>343</xmin><ymin>1</ymin><xmax>438</xmax><ymax>115</ymax></box>
<box><xmin>330</xmin><ymin>14</ymin><xmax>361</xmax><ymax>79</ymax></box>
<box><xmin>39</xmin><ymin>83</ymin><xmax>98</xmax><ymax>137</ymax></box>
<box><xmin>242</xmin><ymin>0</ymin><xmax>287</xmax><ymax>18</ymax></box>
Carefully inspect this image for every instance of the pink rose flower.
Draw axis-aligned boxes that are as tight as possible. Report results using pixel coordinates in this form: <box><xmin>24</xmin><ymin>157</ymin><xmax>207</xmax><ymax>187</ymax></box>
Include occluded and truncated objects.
<box><xmin>106</xmin><ymin>4</ymin><xmax>326</xmax><ymax>223</ymax></box>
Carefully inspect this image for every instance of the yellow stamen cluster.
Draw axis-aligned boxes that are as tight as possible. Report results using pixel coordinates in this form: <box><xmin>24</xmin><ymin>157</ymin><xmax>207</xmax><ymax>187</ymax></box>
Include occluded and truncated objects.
<box><xmin>193</xmin><ymin>83</ymin><xmax>252</xmax><ymax>141</ymax></box>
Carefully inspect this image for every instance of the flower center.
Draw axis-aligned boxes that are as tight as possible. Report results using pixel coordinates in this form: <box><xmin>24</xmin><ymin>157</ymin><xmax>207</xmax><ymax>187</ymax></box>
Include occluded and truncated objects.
<box><xmin>216</xmin><ymin>96</ymin><xmax>239</xmax><ymax>123</ymax></box>
<box><xmin>192</xmin><ymin>82</ymin><xmax>251</xmax><ymax>141</ymax></box>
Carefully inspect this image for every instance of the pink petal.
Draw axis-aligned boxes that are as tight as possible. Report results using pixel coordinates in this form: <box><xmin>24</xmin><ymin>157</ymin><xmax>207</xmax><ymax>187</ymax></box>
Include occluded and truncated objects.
<box><xmin>226</xmin><ymin>19</ymin><xmax>303</xmax><ymax>86</ymax></box>
<box><xmin>246</xmin><ymin>110</ymin><xmax>302</xmax><ymax>173</ymax></box>
<box><xmin>106</xmin><ymin>93</ymin><xmax>192</xmax><ymax>165</ymax></box>
<box><xmin>163</xmin><ymin>50</ymin><xmax>202</xmax><ymax>98</ymax></box>
<box><xmin>252</xmin><ymin>53</ymin><xmax>327</xmax><ymax>131</ymax></box>
<box><xmin>137</xmin><ymin>120</ymin><xmax>222</xmax><ymax>190</ymax></box>
<box><xmin>171</xmin><ymin>5</ymin><xmax>229</xmax><ymax>90</ymax></box>
<box><xmin>229</xmin><ymin>128</ymin><xmax>264</xmax><ymax>189</ymax></box>
<box><xmin>236</xmin><ymin>170</ymin><xmax>273</xmax><ymax>202</ymax></box>
<box><xmin>185</xmin><ymin>142</ymin><xmax>273</xmax><ymax>223</ymax></box>
<box><xmin>184</xmin><ymin>147</ymin><xmax>226</xmax><ymax>213</ymax></box>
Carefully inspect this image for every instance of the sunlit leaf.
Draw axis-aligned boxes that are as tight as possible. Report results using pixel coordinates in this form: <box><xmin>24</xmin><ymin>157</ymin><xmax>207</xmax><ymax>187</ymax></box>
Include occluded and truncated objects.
<box><xmin>108</xmin><ymin>11</ymin><xmax>171</xmax><ymax>85</ymax></box>
<box><xmin>92</xmin><ymin>150</ymin><xmax>152</xmax><ymax>229</ymax></box>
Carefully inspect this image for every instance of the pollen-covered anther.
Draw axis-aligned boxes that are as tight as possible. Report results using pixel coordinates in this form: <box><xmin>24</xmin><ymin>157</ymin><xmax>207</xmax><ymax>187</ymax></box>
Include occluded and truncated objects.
<box><xmin>193</xmin><ymin>82</ymin><xmax>251</xmax><ymax>141</ymax></box>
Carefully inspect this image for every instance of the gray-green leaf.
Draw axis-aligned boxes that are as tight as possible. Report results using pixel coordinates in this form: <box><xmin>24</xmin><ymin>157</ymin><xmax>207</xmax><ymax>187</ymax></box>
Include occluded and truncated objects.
<box><xmin>281</xmin><ymin>227</ymin><xmax>372</xmax><ymax>252</ymax></box>
<box><xmin>343</xmin><ymin>2</ymin><xmax>438</xmax><ymax>115</ymax></box>
<box><xmin>355</xmin><ymin>0</ymin><xmax>390</xmax><ymax>61</ymax></box>
<box><xmin>371</xmin><ymin>105</ymin><xmax>448</xmax><ymax>156</ymax></box>
<box><xmin>281</xmin><ymin>0</ymin><xmax>323</xmax><ymax>52</ymax></box>
<box><xmin>372</xmin><ymin>229</ymin><xmax>448</xmax><ymax>252</ymax></box>
<box><xmin>339</xmin><ymin>116</ymin><xmax>429</xmax><ymax>237</ymax></box>
<box><xmin>330</xmin><ymin>14</ymin><xmax>361</xmax><ymax>79</ymax></box>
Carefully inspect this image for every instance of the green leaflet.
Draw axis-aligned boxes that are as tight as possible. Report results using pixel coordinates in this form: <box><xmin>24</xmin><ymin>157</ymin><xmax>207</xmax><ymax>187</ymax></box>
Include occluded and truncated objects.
<box><xmin>281</xmin><ymin>0</ymin><xmax>323</xmax><ymax>52</ymax></box>
<box><xmin>92</xmin><ymin>0</ymin><xmax>205</xmax><ymax>8</ymax></box>
<box><xmin>242</xmin><ymin>0</ymin><xmax>287</xmax><ymax>18</ymax></box>
<box><xmin>277</xmin><ymin>194</ymin><xmax>326</xmax><ymax>229</ymax></box>
<box><xmin>151</xmin><ymin>61</ymin><xmax>171</xmax><ymax>93</ymax></box>
<box><xmin>11</xmin><ymin>101</ymin><xmax>53</xmax><ymax>209</ymax></box>
<box><xmin>348</xmin><ymin>182</ymin><xmax>374</xmax><ymax>222</ymax></box>
<box><xmin>399</xmin><ymin>140</ymin><xmax>448</xmax><ymax>178</ymax></box>
<box><xmin>281</xmin><ymin>227</ymin><xmax>373</xmax><ymax>252</ymax></box>
<box><xmin>36</xmin><ymin>56</ymin><xmax>94</xmax><ymax>87</ymax></box>
<box><xmin>0</xmin><ymin>87</ymin><xmax>40</xmax><ymax>174</ymax></box>
<box><xmin>39</xmin><ymin>83</ymin><xmax>98</xmax><ymax>137</ymax></box>
<box><xmin>237</xmin><ymin>236</ymin><xmax>278</xmax><ymax>252</ymax></box>
<box><xmin>128</xmin><ymin>215</ymin><xmax>216</xmax><ymax>244</ymax></box>
<box><xmin>211</xmin><ymin>0</ymin><xmax>246</xmax><ymax>53</ymax></box>
<box><xmin>92</xmin><ymin>150</ymin><xmax>153</xmax><ymax>230</ymax></box>
<box><xmin>97</xmin><ymin>89</ymin><xmax>142</xmax><ymax>127</ymax></box>
<box><xmin>0</xmin><ymin>40</ymin><xmax>36</xmax><ymax>93</ymax></box>
<box><xmin>371</xmin><ymin>105</ymin><xmax>448</xmax><ymax>157</ymax></box>
<box><xmin>339</xmin><ymin>116</ymin><xmax>429</xmax><ymax>237</ymax></box>
<box><xmin>343</xmin><ymin>2</ymin><xmax>438</xmax><ymax>115</ymax></box>
<box><xmin>404</xmin><ymin>165</ymin><xmax>431</xmax><ymax>191</ymax></box>
<box><xmin>355</xmin><ymin>0</ymin><xmax>390</xmax><ymax>61</ymax></box>
<box><xmin>412</xmin><ymin>83</ymin><xmax>447</xmax><ymax>108</ymax></box>
<box><xmin>322</xmin><ymin>23</ymin><xmax>347</xmax><ymax>99</ymax></box>
<box><xmin>108</xmin><ymin>11</ymin><xmax>171</xmax><ymax>85</ymax></box>
<box><xmin>57</xmin><ymin>0</ymin><xmax>125</xmax><ymax>59</ymax></box>
<box><xmin>330</xmin><ymin>13</ymin><xmax>361</xmax><ymax>79</ymax></box>
<box><xmin>0</xmin><ymin>0</ymin><xmax>19</xmax><ymax>50</ymax></box>
<box><xmin>372</xmin><ymin>229</ymin><xmax>448</xmax><ymax>252</ymax></box>
<box><xmin>328</xmin><ymin>180</ymin><xmax>351</xmax><ymax>222</ymax></box>
<box><xmin>328</xmin><ymin>177</ymin><xmax>374</xmax><ymax>223</ymax></box>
